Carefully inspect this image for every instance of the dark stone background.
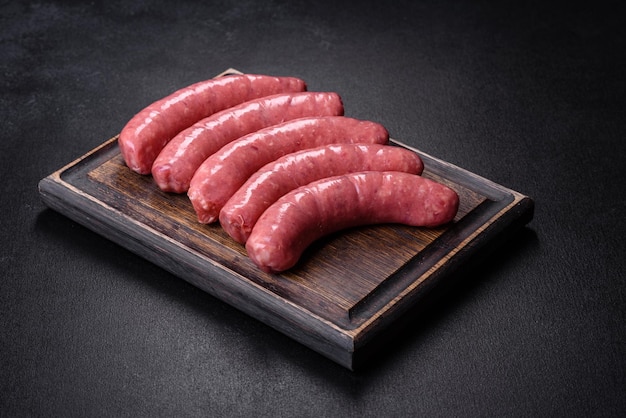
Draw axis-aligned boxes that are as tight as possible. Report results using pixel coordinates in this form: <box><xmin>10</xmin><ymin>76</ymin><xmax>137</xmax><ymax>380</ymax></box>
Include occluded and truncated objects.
<box><xmin>2</xmin><ymin>1</ymin><xmax>624</xmax><ymax>416</ymax></box>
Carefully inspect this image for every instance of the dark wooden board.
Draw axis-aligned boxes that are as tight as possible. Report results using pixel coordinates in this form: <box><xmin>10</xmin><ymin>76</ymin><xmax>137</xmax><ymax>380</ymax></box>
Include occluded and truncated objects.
<box><xmin>38</xmin><ymin>135</ymin><xmax>533</xmax><ymax>369</ymax></box>
<box><xmin>38</xmin><ymin>71</ymin><xmax>534</xmax><ymax>369</ymax></box>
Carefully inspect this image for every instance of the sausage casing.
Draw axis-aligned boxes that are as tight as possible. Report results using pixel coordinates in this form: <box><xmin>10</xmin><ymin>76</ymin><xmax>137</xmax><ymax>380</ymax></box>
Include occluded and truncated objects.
<box><xmin>245</xmin><ymin>172</ymin><xmax>459</xmax><ymax>273</ymax></box>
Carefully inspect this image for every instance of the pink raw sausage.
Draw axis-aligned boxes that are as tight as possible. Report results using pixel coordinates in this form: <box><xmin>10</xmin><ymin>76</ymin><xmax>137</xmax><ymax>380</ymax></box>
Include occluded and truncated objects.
<box><xmin>220</xmin><ymin>143</ymin><xmax>424</xmax><ymax>244</ymax></box>
<box><xmin>245</xmin><ymin>172</ymin><xmax>459</xmax><ymax>273</ymax></box>
<box><xmin>119</xmin><ymin>74</ymin><xmax>306</xmax><ymax>174</ymax></box>
<box><xmin>152</xmin><ymin>92</ymin><xmax>344</xmax><ymax>193</ymax></box>
<box><xmin>188</xmin><ymin>116</ymin><xmax>390</xmax><ymax>224</ymax></box>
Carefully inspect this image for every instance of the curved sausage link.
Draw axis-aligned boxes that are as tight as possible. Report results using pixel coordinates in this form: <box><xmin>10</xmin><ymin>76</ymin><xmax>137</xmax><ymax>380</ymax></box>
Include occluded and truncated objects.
<box><xmin>220</xmin><ymin>143</ymin><xmax>424</xmax><ymax>244</ymax></box>
<box><xmin>152</xmin><ymin>92</ymin><xmax>344</xmax><ymax>193</ymax></box>
<box><xmin>245</xmin><ymin>172</ymin><xmax>459</xmax><ymax>273</ymax></box>
<box><xmin>118</xmin><ymin>74</ymin><xmax>306</xmax><ymax>174</ymax></box>
<box><xmin>188</xmin><ymin>116</ymin><xmax>389</xmax><ymax>224</ymax></box>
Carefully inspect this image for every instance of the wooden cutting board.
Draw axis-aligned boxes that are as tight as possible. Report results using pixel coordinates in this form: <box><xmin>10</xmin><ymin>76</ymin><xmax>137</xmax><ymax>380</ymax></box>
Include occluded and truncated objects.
<box><xmin>38</xmin><ymin>70</ymin><xmax>534</xmax><ymax>370</ymax></box>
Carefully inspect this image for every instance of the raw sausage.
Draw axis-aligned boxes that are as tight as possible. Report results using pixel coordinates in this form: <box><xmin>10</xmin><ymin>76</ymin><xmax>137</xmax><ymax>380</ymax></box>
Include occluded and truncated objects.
<box><xmin>118</xmin><ymin>74</ymin><xmax>306</xmax><ymax>174</ymax></box>
<box><xmin>154</xmin><ymin>92</ymin><xmax>344</xmax><ymax>193</ymax></box>
<box><xmin>245</xmin><ymin>172</ymin><xmax>459</xmax><ymax>273</ymax></box>
<box><xmin>152</xmin><ymin>92</ymin><xmax>344</xmax><ymax>193</ymax></box>
<box><xmin>188</xmin><ymin>116</ymin><xmax>390</xmax><ymax>224</ymax></box>
<box><xmin>220</xmin><ymin>143</ymin><xmax>424</xmax><ymax>244</ymax></box>
<box><xmin>222</xmin><ymin>143</ymin><xmax>424</xmax><ymax>244</ymax></box>
<box><xmin>189</xmin><ymin>116</ymin><xmax>388</xmax><ymax>224</ymax></box>
<box><xmin>247</xmin><ymin>172</ymin><xmax>458</xmax><ymax>273</ymax></box>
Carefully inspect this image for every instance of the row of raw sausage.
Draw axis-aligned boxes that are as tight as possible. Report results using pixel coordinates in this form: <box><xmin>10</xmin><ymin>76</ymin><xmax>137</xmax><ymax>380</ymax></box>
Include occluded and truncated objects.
<box><xmin>118</xmin><ymin>73</ymin><xmax>459</xmax><ymax>272</ymax></box>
